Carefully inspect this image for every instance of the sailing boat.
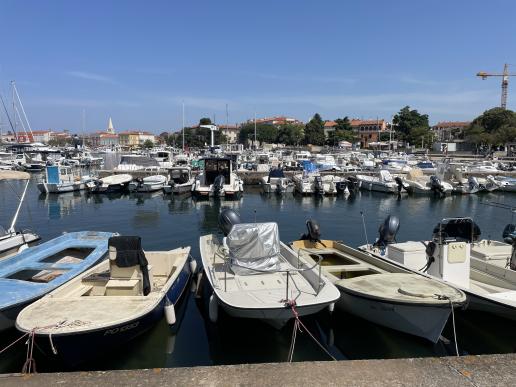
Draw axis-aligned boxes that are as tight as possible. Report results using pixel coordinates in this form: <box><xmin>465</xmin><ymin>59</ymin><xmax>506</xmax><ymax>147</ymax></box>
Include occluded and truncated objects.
<box><xmin>0</xmin><ymin>171</ymin><xmax>40</xmax><ymax>259</ymax></box>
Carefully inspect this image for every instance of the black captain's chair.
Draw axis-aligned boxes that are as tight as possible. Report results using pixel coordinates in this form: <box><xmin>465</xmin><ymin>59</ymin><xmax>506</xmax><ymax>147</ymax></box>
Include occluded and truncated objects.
<box><xmin>108</xmin><ymin>236</ymin><xmax>151</xmax><ymax>296</ymax></box>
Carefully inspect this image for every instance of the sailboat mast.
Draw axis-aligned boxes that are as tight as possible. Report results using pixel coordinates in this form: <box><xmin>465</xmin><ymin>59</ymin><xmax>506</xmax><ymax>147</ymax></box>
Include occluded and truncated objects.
<box><xmin>8</xmin><ymin>179</ymin><xmax>29</xmax><ymax>233</ymax></box>
<box><xmin>182</xmin><ymin>100</ymin><xmax>185</xmax><ymax>152</ymax></box>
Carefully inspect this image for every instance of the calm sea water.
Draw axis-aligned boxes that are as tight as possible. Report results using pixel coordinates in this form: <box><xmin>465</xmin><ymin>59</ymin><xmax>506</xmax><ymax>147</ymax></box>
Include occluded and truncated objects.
<box><xmin>0</xmin><ymin>168</ymin><xmax>515</xmax><ymax>372</ymax></box>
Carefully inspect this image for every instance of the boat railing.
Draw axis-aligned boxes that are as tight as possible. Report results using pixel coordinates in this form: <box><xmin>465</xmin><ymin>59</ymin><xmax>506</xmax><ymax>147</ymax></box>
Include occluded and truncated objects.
<box><xmin>214</xmin><ymin>247</ymin><xmax>324</xmax><ymax>299</ymax></box>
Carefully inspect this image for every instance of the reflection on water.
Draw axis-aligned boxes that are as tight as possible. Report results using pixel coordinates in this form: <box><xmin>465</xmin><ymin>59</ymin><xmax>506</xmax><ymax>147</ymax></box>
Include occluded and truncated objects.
<box><xmin>0</xmin><ymin>179</ymin><xmax>515</xmax><ymax>373</ymax></box>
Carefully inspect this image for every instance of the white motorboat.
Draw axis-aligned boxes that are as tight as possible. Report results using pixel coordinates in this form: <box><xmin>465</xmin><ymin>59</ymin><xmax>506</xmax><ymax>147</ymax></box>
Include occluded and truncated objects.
<box><xmin>199</xmin><ymin>210</ymin><xmax>340</xmax><ymax>327</ymax></box>
<box><xmin>37</xmin><ymin>165</ymin><xmax>94</xmax><ymax>194</ymax></box>
<box><xmin>261</xmin><ymin>168</ymin><xmax>294</xmax><ymax>194</ymax></box>
<box><xmin>356</xmin><ymin>170</ymin><xmax>404</xmax><ymax>194</ymax></box>
<box><xmin>477</xmin><ymin>175</ymin><xmax>502</xmax><ymax>192</ymax></box>
<box><xmin>494</xmin><ymin>176</ymin><xmax>516</xmax><ymax>192</ymax></box>
<box><xmin>466</xmin><ymin>161</ymin><xmax>500</xmax><ymax>174</ymax></box>
<box><xmin>115</xmin><ymin>155</ymin><xmax>161</xmax><ymax>172</ymax></box>
<box><xmin>192</xmin><ymin>158</ymin><xmax>243</xmax><ymax>198</ymax></box>
<box><xmin>361</xmin><ymin>216</ymin><xmax>516</xmax><ymax>322</ymax></box>
<box><xmin>163</xmin><ymin>167</ymin><xmax>195</xmax><ymax>194</ymax></box>
<box><xmin>129</xmin><ymin>174</ymin><xmax>167</xmax><ymax>192</ymax></box>
<box><xmin>291</xmin><ymin>224</ymin><xmax>466</xmax><ymax>343</ymax></box>
<box><xmin>0</xmin><ymin>171</ymin><xmax>40</xmax><ymax>259</ymax></box>
<box><xmin>436</xmin><ymin>162</ymin><xmax>480</xmax><ymax>194</ymax></box>
<box><xmin>87</xmin><ymin>174</ymin><xmax>133</xmax><ymax>193</ymax></box>
<box><xmin>402</xmin><ymin>169</ymin><xmax>453</xmax><ymax>195</ymax></box>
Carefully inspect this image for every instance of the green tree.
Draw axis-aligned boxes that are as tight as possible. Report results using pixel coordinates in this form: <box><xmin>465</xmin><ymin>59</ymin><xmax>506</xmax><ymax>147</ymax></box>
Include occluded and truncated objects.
<box><xmin>327</xmin><ymin>129</ymin><xmax>356</xmax><ymax>146</ymax></box>
<box><xmin>238</xmin><ymin>123</ymin><xmax>277</xmax><ymax>145</ymax></box>
<box><xmin>199</xmin><ymin>117</ymin><xmax>212</xmax><ymax>125</ymax></box>
<box><xmin>304</xmin><ymin>113</ymin><xmax>325</xmax><ymax>145</ymax></box>
<box><xmin>465</xmin><ymin>107</ymin><xmax>516</xmax><ymax>149</ymax></box>
<box><xmin>277</xmin><ymin>124</ymin><xmax>304</xmax><ymax>145</ymax></box>
<box><xmin>393</xmin><ymin>106</ymin><xmax>430</xmax><ymax>146</ymax></box>
<box><xmin>334</xmin><ymin>117</ymin><xmax>352</xmax><ymax>131</ymax></box>
<box><xmin>143</xmin><ymin>139</ymin><xmax>154</xmax><ymax>149</ymax></box>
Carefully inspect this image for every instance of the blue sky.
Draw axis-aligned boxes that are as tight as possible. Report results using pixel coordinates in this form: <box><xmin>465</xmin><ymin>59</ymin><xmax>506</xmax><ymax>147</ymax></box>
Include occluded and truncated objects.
<box><xmin>0</xmin><ymin>0</ymin><xmax>514</xmax><ymax>133</ymax></box>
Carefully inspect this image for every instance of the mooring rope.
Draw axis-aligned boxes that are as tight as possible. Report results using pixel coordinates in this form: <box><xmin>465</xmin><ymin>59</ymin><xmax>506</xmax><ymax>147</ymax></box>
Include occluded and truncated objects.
<box><xmin>285</xmin><ymin>300</ymin><xmax>336</xmax><ymax>362</ymax></box>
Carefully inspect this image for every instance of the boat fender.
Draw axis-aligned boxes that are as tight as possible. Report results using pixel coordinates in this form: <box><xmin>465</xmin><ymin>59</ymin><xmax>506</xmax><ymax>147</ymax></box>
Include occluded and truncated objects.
<box><xmin>165</xmin><ymin>298</ymin><xmax>176</xmax><ymax>325</ymax></box>
<box><xmin>17</xmin><ymin>243</ymin><xmax>29</xmax><ymax>253</ymax></box>
<box><xmin>328</xmin><ymin>302</ymin><xmax>335</xmax><ymax>314</ymax></box>
<box><xmin>209</xmin><ymin>293</ymin><xmax>218</xmax><ymax>323</ymax></box>
<box><xmin>189</xmin><ymin>258</ymin><xmax>198</xmax><ymax>275</ymax></box>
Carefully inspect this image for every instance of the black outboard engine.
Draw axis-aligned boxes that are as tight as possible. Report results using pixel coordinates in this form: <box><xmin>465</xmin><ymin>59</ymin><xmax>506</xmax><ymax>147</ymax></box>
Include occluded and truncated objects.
<box><xmin>300</xmin><ymin>219</ymin><xmax>326</xmax><ymax>246</ymax></box>
<box><xmin>218</xmin><ymin>209</ymin><xmax>242</xmax><ymax>236</ymax></box>
<box><xmin>430</xmin><ymin>175</ymin><xmax>445</xmax><ymax>196</ymax></box>
<box><xmin>374</xmin><ymin>215</ymin><xmax>400</xmax><ymax>248</ymax></box>
<box><xmin>314</xmin><ymin>176</ymin><xmax>324</xmax><ymax>195</ymax></box>
<box><xmin>502</xmin><ymin>224</ymin><xmax>516</xmax><ymax>270</ymax></box>
<box><xmin>394</xmin><ymin>176</ymin><xmax>408</xmax><ymax>193</ymax></box>
<box><xmin>213</xmin><ymin>174</ymin><xmax>225</xmax><ymax>195</ymax></box>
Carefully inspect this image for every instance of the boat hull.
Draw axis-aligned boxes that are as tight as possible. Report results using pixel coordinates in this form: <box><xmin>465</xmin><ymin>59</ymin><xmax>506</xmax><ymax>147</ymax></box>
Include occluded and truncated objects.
<box><xmin>37</xmin><ymin>182</ymin><xmax>87</xmax><ymax>194</ymax></box>
<box><xmin>26</xmin><ymin>261</ymin><xmax>192</xmax><ymax>366</ymax></box>
<box><xmin>337</xmin><ymin>287</ymin><xmax>453</xmax><ymax>343</ymax></box>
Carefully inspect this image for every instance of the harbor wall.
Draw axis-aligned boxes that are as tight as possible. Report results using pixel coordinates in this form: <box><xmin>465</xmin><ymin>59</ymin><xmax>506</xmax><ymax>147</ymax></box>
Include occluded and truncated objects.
<box><xmin>1</xmin><ymin>354</ymin><xmax>515</xmax><ymax>386</ymax></box>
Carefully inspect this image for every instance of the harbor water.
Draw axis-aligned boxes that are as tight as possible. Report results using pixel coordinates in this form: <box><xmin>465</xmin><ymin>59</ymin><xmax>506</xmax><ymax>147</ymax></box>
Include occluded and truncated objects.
<box><xmin>1</xmin><ymin>171</ymin><xmax>516</xmax><ymax>372</ymax></box>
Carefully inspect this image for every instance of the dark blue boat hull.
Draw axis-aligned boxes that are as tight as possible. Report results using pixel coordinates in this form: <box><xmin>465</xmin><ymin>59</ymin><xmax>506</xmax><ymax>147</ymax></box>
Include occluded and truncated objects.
<box><xmin>32</xmin><ymin>260</ymin><xmax>192</xmax><ymax>366</ymax></box>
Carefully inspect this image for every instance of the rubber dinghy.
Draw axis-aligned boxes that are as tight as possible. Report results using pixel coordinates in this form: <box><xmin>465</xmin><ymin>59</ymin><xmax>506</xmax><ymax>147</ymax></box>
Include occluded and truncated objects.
<box><xmin>199</xmin><ymin>210</ymin><xmax>340</xmax><ymax>327</ymax></box>
<box><xmin>290</xmin><ymin>220</ymin><xmax>466</xmax><ymax>343</ymax></box>
<box><xmin>0</xmin><ymin>231</ymin><xmax>115</xmax><ymax>331</ymax></box>
<box><xmin>16</xmin><ymin>236</ymin><xmax>194</xmax><ymax>366</ymax></box>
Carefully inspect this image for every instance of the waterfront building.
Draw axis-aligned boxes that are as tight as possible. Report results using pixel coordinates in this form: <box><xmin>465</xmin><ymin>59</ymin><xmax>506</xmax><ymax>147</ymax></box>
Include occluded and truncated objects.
<box><xmin>431</xmin><ymin>121</ymin><xmax>470</xmax><ymax>142</ymax></box>
<box><xmin>32</xmin><ymin>130</ymin><xmax>52</xmax><ymax>143</ymax></box>
<box><xmin>219</xmin><ymin>124</ymin><xmax>240</xmax><ymax>143</ymax></box>
<box><xmin>252</xmin><ymin>116</ymin><xmax>304</xmax><ymax>127</ymax></box>
<box><xmin>323</xmin><ymin>120</ymin><xmax>337</xmax><ymax>138</ymax></box>
<box><xmin>351</xmin><ymin>119</ymin><xmax>387</xmax><ymax>149</ymax></box>
<box><xmin>118</xmin><ymin>131</ymin><xmax>156</xmax><ymax>147</ymax></box>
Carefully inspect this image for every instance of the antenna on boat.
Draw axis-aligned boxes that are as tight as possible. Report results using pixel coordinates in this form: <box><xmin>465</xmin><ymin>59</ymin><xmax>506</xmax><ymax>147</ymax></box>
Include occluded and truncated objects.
<box><xmin>254</xmin><ymin>209</ymin><xmax>257</xmax><ymax>224</ymax></box>
<box><xmin>360</xmin><ymin>211</ymin><xmax>370</xmax><ymax>247</ymax></box>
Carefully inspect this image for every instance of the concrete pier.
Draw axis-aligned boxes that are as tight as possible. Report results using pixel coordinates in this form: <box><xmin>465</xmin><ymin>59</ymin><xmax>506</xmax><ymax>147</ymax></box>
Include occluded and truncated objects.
<box><xmin>1</xmin><ymin>354</ymin><xmax>515</xmax><ymax>386</ymax></box>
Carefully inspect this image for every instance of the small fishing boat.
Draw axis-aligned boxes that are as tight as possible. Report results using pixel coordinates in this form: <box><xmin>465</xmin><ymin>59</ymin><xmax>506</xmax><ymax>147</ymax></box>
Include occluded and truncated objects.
<box><xmin>37</xmin><ymin>165</ymin><xmax>94</xmax><ymax>194</ymax></box>
<box><xmin>0</xmin><ymin>231</ymin><xmax>114</xmax><ymax>331</ymax></box>
<box><xmin>163</xmin><ymin>167</ymin><xmax>194</xmax><ymax>194</ymax></box>
<box><xmin>361</xmin><ymin>216</ymin><xmax>516</xmax><ymax>322</ymax></box>
<box><xmin>199</xmin><ymin>210</ymin><xmax>340</xmax><ymax>327</ymax></box>
<box><xmin>87</xmin><ymin>174</ymin><xmax>133</xmax><ymax>193</ymax></box>
<box><xmin>356</xmin><ymin>170</ymin><xmax>405</xmax><ymax>194</ymax></box>
<box><xmin>402</xmin><ymin>169</ymin><xmax>452</xmax><ymax>195</ymax></box>
<box><xmin>0</xmin><ymin>171</ymin><xmax>40</xmax><ymax>259</ymax></box>
<box><xmin>129</xmin><ymin>174</ymin><xmax>167</xmax><ymax>192</ymax></box>
<box><xmin>16</xmin><ymin>236</ymin><xmax>194</xmax><ymax>365</ymax></box>
<box><xmin>290</xmin><ymin>220</ymin><xmax>466</xmax><ymax>343</ymax></box>
<box><xmin>260</xmin><ymin>168</ymin><xmax>294</xmax><ymax>194</ymax></box>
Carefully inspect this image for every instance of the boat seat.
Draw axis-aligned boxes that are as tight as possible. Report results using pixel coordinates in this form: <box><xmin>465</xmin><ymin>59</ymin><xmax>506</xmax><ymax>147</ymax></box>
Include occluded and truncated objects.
<box><xmin>105</xmin><ymin>279</ymin><xmax>140</xmax><ymax>296</ymax></box>
<box><xmin>108</xmin><ymin>236</ymin><xmax>153</xmax><ymax>295</ymax></box>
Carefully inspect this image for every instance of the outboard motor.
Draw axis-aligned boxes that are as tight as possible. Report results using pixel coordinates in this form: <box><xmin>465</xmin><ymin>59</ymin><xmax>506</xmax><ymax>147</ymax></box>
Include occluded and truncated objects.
<box><xmin>374</xmin><ymin>215</ymin><xmax>400</xmax><ymax>248</ymax></box>
<box><xmin>213</xmin><ymin>174</ymin><xmax>225</xmax><ymax>195</ymax></box>
<box><xmin>502</xmin><ymin>224</ymin><xmax>516</xmax><ymax>270</ymax></box>
<box><xmin>430</xmin><ymin>175</ymin><xmax>445</xmax><ymax>196</ymax></box>
<box><xmin>394</xmin><ymin>176</ymin><xmax>409</xmax><ymax>193</ymax></box>
<box><xmin>468</xmin><ymin>176</ymin><xmax>480</xmax><ymax>192</ymax></box>
<box><xmin>314</xmin><ymin>176</ymin><xmax>324</xmax><ymax>195</ymax></box>
<box><xmin>218</xmin><ymin>209</ymin><xmax>242</xmax><ymax>236</ymax></box>
<box><xmin>300</xmin><ymin>219</ymin><xmax>326</xmax><ymax>246</ymax></box>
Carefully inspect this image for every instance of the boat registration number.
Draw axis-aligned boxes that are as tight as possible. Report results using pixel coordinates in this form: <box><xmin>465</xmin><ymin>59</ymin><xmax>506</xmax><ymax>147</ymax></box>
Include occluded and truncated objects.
<box><xmin>104</xmin><ymin>321</ymin><xmax>139</xmax><ymax>336</ymax></box>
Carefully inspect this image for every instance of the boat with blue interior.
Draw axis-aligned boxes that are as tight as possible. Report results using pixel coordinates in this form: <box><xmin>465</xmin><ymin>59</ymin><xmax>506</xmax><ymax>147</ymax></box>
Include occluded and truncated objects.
<box><xmin>0</xmin><ymin>231</ymin><xmax>115</xmax><ymax>331</ymax></box>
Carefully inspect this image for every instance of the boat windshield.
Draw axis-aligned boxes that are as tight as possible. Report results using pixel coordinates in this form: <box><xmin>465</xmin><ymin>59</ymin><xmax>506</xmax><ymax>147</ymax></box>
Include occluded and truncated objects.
<box><xmin>204</xmin><ymin>159</ymin><xmax>230</xmax><ymax>185</ymax></box>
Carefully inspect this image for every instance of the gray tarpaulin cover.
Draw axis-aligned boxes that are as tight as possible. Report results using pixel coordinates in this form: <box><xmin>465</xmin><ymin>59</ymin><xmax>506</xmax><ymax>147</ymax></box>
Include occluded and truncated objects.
<box><xmin>227</xmin><ymin>222</ymin><xmax>281</xmax><ymax>275</ymax></box>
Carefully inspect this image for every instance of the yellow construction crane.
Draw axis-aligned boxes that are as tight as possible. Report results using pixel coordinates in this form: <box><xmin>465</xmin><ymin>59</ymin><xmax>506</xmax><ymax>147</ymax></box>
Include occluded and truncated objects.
<box><xmin>477</xmin><ymin>63</ymin><xmax>516</xmax><ymax>109</ymax></box>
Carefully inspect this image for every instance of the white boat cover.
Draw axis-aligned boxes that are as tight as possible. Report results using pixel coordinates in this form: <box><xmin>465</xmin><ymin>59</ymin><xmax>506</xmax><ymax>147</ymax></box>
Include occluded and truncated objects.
<box><xmin>379</xmin><ymin>170</ymin><xmax>393</xmax><ymax>182</ymax></box>
<box><xmin>227</xmin><ymin>222</ymin><xmax>281</xmax><ymax>275</ymax></box>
